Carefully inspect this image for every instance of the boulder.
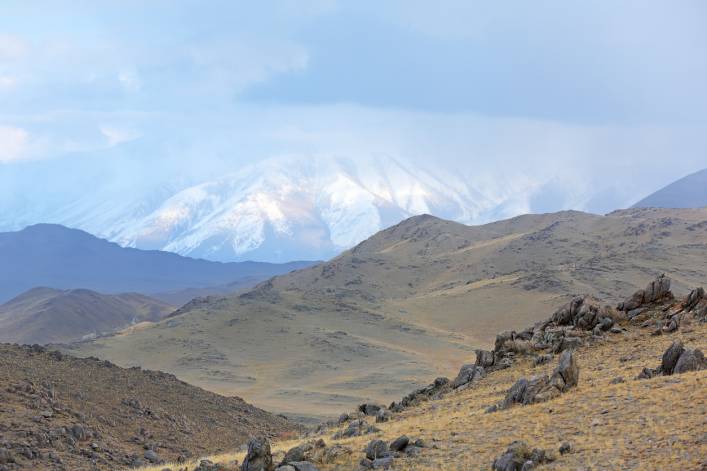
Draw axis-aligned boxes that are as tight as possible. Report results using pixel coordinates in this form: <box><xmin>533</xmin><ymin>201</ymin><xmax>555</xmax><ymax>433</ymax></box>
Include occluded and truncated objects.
<box><xmin>280</xmin><ymin>444</ymin><xmax>312</xmax><ymax>466</ymax></box>
<box><xmin>492</xmin><ymin>441</ymin><xmax>550</xmax><ymax>471</ymax></box>
<box><xmin>375</xmin><ymin>409</ymin><xmax>392</xmax><ymax>423</ymax></box>
<box><xmin>359</xmin><ymin>404</ymin><xmax>382</xmax><ymax>416</ymax></box>
<box><xmin>365</xmin><ymin>440</ymin><xmax>389</xmax><ymax>460</ymax></box>
<box><xmin>618</xmin><ymin>275</ymin><xmax>672</xmax><ymax>311</ymax></box>
<box><xmin>475</xmin><ymin>349</ymin><xmax>495</xmax><ymax>368</ymax></box>
<box><xmin>660</xmin><ymin>341</ymin><xmax>685</xmax><ymax>375</ymax></box>
<box><xmin>144</xmin><ymin>450</ymin><xmax>161</xmax><ymax>464</ymax></box>
<box><xmin>389</xmin><ymin>435</ymin><xmax>409</xmax><ymax>452</ymax></box>
<box><xmin>551</xmin><ymin>350</ymin><xmax>579</xmax><ymax>391</ymax></box>
<box><xmin>241</xmin><ymin>437</ymin><xmax>274</xmax><ymax>471</ymax></box>
<box><xmin>452</xmin><ymin>364</ymin><xmax>486</xmax><ymax>389</ymax></box>
<box><xmin>674</xmin><ymin>348</ymin><xmax>705</xmax><ymax>374</ymax></box>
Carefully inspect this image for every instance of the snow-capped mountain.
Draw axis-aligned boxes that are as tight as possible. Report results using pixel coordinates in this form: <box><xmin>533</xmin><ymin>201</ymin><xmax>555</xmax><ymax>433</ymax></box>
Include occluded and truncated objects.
<box><xmin>1</xmin><ymin>154</ymin><xmax>543</xmax><ymax>262</ymax></box>
<box><xmin>102</xmin><ymin>155</ymin><xmax>517</xmax><ymax>262</ymax></box>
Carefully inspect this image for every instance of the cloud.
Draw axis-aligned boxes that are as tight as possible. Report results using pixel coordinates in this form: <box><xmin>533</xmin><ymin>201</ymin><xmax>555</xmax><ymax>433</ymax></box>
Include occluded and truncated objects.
<box><xmin>99</xmin><ymin>125</ymin><xmax>141</xmax><ymax>146</ymax></box>
<box><xmin>0</xmin><ymin>126</ymin><xmax>30</xmax><ymax>162</ymax></box>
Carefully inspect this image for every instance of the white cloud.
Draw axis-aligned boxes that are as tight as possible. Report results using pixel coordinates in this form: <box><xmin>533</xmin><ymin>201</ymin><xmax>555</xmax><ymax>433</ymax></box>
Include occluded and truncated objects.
<box><xmin>0</xmin><ymin>126</ymin><xmax>30</xmax><ymax>162</ymax></box>
<box><xmin>99</xmin><ymin>125</ymin><xmax>141</xmax><ymax>146</ymax></box>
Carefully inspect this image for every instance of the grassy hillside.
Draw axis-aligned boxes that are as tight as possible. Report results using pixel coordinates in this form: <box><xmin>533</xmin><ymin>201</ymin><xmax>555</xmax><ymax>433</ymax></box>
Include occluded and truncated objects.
<box><xmin>67</xmin><ymin>208</ymin><xmax>707</xmax><ymax>419</ymax></box>
<box><xmin>137</xmin><ymin>285</ymin><xmax>707</xmax><ymax>471</ymax></box>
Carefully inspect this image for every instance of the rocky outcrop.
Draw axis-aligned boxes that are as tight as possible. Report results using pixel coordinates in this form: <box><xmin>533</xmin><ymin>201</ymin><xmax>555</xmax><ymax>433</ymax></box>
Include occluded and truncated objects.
<box><xmin>451</xmin><ymin>364</ymin><xmax>486</xmax><ymax>389</ymax></box>
<box><xmin>492</xmin><ymin>441</ymin><xmax>553</xmax><ymax>471</ymax></box>
<box><xmin>331</xmin><ymin>419</ymin><xmax>380</xmax><ymax>439</ymax></box>
<box><xmin>241</xmin><ymin>437</ymin><xmax>274</xmax><ymax>471</ymax></box>
<box><xmin>618</xmin><ymin>274</ymin><xmax>673</xmax><ymax>313</ymax></box>
<box><xmin>497</xmin><ymin>350</ymin><xmax>579</xmax><ymax>410</ymax></box>
<box><xmin>389</xmin><ymin>377</ymin><xmax>450</xmax><ymax>412</ymax></box>
<box><xmin>638</xmin><ymin>340</ymin><xmax>706</xmax><ymax>379</ymax></box>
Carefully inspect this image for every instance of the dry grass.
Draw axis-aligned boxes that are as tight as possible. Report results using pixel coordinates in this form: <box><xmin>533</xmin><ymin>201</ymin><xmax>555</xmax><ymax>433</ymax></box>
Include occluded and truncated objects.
<box><xmin>135</xmin><ymin>321</ymin><xmax>707</xmax><ymax>470</ymax></box>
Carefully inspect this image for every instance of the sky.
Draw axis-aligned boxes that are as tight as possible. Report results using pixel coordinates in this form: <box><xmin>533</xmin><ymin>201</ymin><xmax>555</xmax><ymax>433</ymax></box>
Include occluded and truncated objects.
<box><xmin>1</xmin><ymin>0</ymin><xmax>706</xmax><ymax>217</ymax></box>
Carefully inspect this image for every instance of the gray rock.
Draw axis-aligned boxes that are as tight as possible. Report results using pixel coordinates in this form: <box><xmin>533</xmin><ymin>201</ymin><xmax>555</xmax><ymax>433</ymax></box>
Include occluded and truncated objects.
<box><xmin>275</xmin><ymin>467</ymin><xmax>296</xmax><ymax>471</ymax></box>
<box><xmin>559</xmin><ymin>442</ymin><xmax>571</xmax><ymax>455</ymax></box>
<box><xmin>475</xmin><ymin>349</ymin><xmax>495</xmax><ymax>368</ymax></box>
<box><xmin>365</xmin><ymin>440</ymin><xmax>388</xmax><ymax>460</ymax></box>
<box><xmin>674</xmin><ymin>348</ymin><xmax>705</xmax><ymax>374</ymax></box>
<box><xmin>281</xmin><ymin>444</ymin><xmax>312</xmax><ymax>465</ymax></box>
<box><xmin>144</xmin><ymin>450</ymin><xmax>161</xmax><ymax>464</ymax></box>
<box><xmin>661</xmin><ymin>340</ymin><xmax>685</xmax><ymax>375</ymax></box>
<box><xmin>359</xmin><ymin>404</ymin><xmax>382</xmax><ymax>416</ymax></box>
<box><xmin>389</xmin><ymin>435</ymin><xmax>409</xmax><ymax>452</ymax></box>
<box><xmin>375</xmin><ymin>408</ymin><xmax>391</xmax><ymax>423</ymax></box>
<box><xmin>552</xmin><ymin>350</ymin><xmax>579</xmax><ymax>391</ymax></box>
<box><xmin>371</xmin><ymin>457</ymin><xmax>394</xmax><ymax>469</ymax></box>
<box><xmin>241</xmin><ymin>437</ymin><xmax>274</xmax><ymax>471</ymax></box>
<box><xmin>533</xmin><ymin>354</ymin><xmax>552</xmax><ymax>366</ymax></box>
<box><xmin>452</xmin><ymin>364</ymin><xmax>485</xmax><ymax>388</ymax></box>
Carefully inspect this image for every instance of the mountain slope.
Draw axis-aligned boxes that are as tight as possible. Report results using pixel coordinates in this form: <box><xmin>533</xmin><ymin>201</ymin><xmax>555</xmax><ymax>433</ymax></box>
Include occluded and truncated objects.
<box><xmin>0</xmin><ymin>343</ymin><xmax>298</xmax><ymax>470</ymax></box>
<box><xmin>146</xmin><ymin>281</ymin><xmax>707</xmax><ymax>471</ymax></box>
<box><xmin>67</xmin><ymin>208</ymin><xmax>707</xmax><ymax>419</ymax></box>
<box><xmin>0</xmin><ymin>287</ymin><xmax>175</xmax><ymax>344</ymax></box>
<box><xmin>0</xmin><ymin>224</ymin><xmax>315</xmax><ymax>303</ymax></box>
<box><xmin>633</xmin><ymin>168</ymin><xmax>707</xmax><ymax>209</ymax></box>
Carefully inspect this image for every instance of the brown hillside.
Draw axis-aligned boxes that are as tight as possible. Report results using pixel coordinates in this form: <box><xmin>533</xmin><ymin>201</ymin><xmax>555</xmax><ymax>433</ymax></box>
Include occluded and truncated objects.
<box><xmin>0</xmin><ymin>287</ymin><xmax>175</xmax><ymax>345</ymax></box>
<box><xmin>0</xmin><ymin>344</ymin><xmax>299</xmax><ymax>470</ymax></box>
<box><xmin>67</xmin><ymin>208</ymin><xmax>707</xmax><ymax>420</ymax></box>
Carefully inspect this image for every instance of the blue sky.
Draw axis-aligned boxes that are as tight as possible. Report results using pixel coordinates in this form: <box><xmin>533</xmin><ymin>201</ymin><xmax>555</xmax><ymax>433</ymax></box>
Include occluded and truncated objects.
<box><xmin>1</xmin><ymin>1</ymin><xmax>706</xmax><ymax>214</ymax></box>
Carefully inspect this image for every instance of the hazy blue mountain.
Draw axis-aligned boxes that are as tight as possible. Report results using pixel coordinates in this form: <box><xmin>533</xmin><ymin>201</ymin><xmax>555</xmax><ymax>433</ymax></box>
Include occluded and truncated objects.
<box><xmin>633</xmin><ymin>168</ymin><xmax>707</xmax><ymax>209</ymax></box>
<box><xmin>0</xmin><ymin>224</ymin><xmax>315</xmax><ymax>303</ymax></box>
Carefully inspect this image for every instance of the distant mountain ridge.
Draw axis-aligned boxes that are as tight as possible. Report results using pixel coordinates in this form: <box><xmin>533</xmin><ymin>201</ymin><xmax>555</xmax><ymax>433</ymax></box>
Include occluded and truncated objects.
<box><xmin>632</xmin><ymin>168</ymin><xmax>707</xmax><ymax>209</ymax></box>
<box><xmin>0</xmin><ymin>224</ymin><xmax>315</xmax><ymax>303</ymax></box>
<box><xmin>0</xmin><ymin>287</ymin><xmax>174</xmax><ymax>344</ymax></box>
<box><xmin>1</xmin><ymin>155</ymin><xmax>540</xmax><ymax>262</ymax></box>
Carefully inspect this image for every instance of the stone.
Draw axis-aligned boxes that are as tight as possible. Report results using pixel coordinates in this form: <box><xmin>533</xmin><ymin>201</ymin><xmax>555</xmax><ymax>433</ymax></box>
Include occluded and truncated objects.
<box><xmin>281</xmin><ymin>444</ymin><xmax>312</xmax><ymax>465</ymax></box>
<box><xmin>475</xmin><ymin>349</ymin><xmax>495</xmax><ymax>368</ymax></box>
<box><xmin>674</xmin><ymin>348</ymin><xmax>705</xmax><ymax>374</ymax></box>
<box><xmin>559</xmin><ymin>442</ymin><xmax>571</xmax><ymax>455</ymax></box>
<box><xmin>661</xmin><ymin>341</ymin><xmax>685</xmax><ymax>375</ymax></box>
<box><xmin>452</xmin><ymin>364</ymin><xmax>485</xmax><ymax>388</ymax></box>
<box><xmin>610</xmin><ymin>376</ymin><xmax>624</xmax><ymax>384</ymax></box>
<box><xmin>685</xmin><ymin>287</ymin><xmax>705</xmax><ymax>311</ymax></box>
<box><xmin>554</xmin><ymin>336</ymin><xmax>582</xmax><ymax>353</ymax></box>
<box><xmin>389</xmin><ymin>435</ymin><xmax>409</xmax><ymax>452</ymax></box>
<box><xmin>533</xmin><ymin>354</ymin><xmax>552</xmax><ymax>366</ymax></box>
<box><xmin>551</xmin><ymin>350</ymin><xmax>579</xmax><ymax>391</ymax></box>
<box><xmin>359</xmin><ymin>404</ymin><xmax>382</xmax><ymax>416</ymax></box>
<box><xmin>144</xmin><ymin>449</ymin><xmax>161</xmax><ymax>464</ymax></box>
<box><xmin>241</xmin><ymin>437</ymin><xmax>274</xmax><ymax>471</ymax></box>
<box><xmin>365</xmin><ymin>440</ymin><xmax>389</xmax><ymax>460</ymax></box>
<box><xmin>375</xmin><ymin>409</ymin><xmax>392</xmax><ymax>423</ymax></box>
<box><xmin>371</xmin><ymin>457</ymin><xmax>394</xmax><ymax>469</ymax></box>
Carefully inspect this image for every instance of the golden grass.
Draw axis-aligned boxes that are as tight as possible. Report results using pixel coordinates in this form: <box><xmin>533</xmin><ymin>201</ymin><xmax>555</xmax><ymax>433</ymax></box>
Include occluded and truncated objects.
<box><xmin>135</xmin><ymin>321</ymin><xmax>707</xmax><ymax>470</ymax></box>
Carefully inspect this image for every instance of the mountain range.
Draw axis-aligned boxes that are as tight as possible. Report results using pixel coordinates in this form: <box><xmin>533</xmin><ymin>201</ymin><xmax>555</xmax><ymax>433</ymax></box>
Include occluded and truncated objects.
<box><xmin>66</xmin><ymin>207</ymin><xmax>707</xmax><ymax>419</ymax></box>
<box><xmin>0</xmin><ymin>223</ymin><xmax>314</xmax><ymax>303</ymax></box>
<box><xmin>2</xmin><ymin>154</ymin><xmax>704</xmax><ymax>263</ymax></box>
